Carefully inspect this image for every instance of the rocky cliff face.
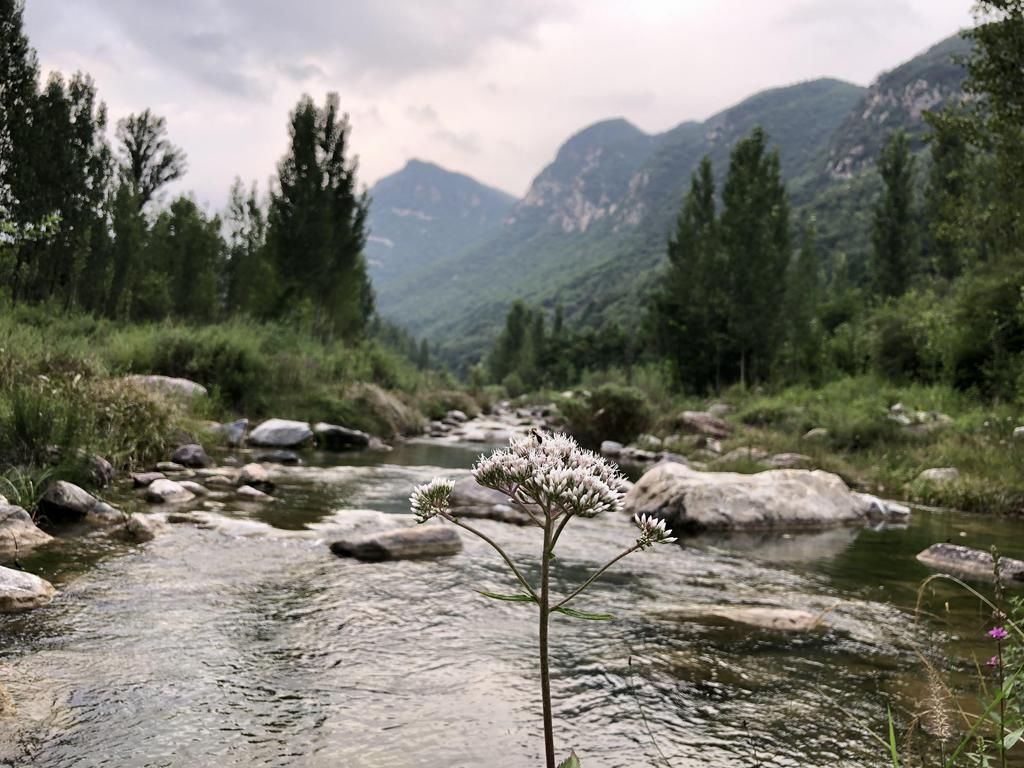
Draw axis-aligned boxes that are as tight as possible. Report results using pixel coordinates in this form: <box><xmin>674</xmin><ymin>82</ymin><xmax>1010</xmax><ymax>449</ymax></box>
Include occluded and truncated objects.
<box><xmin>826</xmin><ymin>35</ymin><xmax>969</xmax><ymax>178</ymax></box>
<box><xmin>508</xmin><ymin>119</ymin><xmax>654</xmax><ymax>234</ymax></box>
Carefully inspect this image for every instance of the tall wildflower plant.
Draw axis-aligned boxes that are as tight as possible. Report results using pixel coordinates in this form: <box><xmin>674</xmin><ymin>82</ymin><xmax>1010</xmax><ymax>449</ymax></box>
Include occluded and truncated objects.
<box><xmin>410</xmin><ymin>431</ymin><xmax>676</xmax><ymax>767</ymax></box>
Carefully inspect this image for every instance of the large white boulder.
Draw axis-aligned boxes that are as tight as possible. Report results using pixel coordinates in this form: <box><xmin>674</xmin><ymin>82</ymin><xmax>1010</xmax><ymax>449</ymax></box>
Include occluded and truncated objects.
<box><xmin>624</xmin><ymin>463</ymin><xmax>870</xmax><ymax>534</ymax></box>
<box><xmin>248</xmin><ymin>419</ymin><xmax>314</xmax><ymax>448</ymax></box>
<box><xmin>124</xmin><ymin>374</ymin><xmax>207</xmax><ymax>399</ymax></box>
<box><xmin>0</xmin><ymin>565</ymin><xmax>55</xmax><ymax>613</ymax></box>
<box><xmin>0</xmin><ymin>504</ymin><xmax>52</xmax><ymax>557</ymax></box>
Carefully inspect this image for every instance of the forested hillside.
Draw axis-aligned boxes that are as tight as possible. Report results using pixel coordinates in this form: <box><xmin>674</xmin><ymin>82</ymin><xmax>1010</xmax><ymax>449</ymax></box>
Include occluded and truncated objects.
<box><xmin>377</xmin><ymin>36</ymin><xmax>972</xmax><ymax>370</ymax></box>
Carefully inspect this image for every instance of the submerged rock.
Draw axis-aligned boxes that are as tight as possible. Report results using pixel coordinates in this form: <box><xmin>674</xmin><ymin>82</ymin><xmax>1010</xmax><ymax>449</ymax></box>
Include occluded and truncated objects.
<box><xmin>122</xmin><ymin>514</ymin><xmax>158</xmax><ymax>542</ymax></box>
<box><xmin>916</xmin><ymin>543</ymin><xmax>1024</xmax><ymax>584</ymax></box>
<box><xmin>330</xmin><ymin>525</ymin><xmax>462</xmax><ymax>562</ymax></box>
<box><xmin>0</xmin><ymin>565</ymin><xmax>55</xmax><ymax>613</ymax></box>
<box><xmin>663</xmin><ymin>603</ymin><xmax>827</xmax><ymax>632</ymax></box>
<box><xmin>237</xmin><ymin>485</ymin><xmax>272</xmax><ymax>501</ymax></box>
<box><xmin>0</xmin><ymin>505</ymin><xmax>52</xmax><ymax>557</ymax></box>
<box><xmin>171</xmin><ymin>443</ymin><xmax>212</xmax><ymax>468</ymax></box>
<box><xmin>255</xmin><ymin>450</ymin><xmax>301</xmax><ymax>465</ymax></box>
<box><xmin>145</xmin><ymin>479</ymin><xmax>195</xmax><ymax>504</ymax></box>
<box><xmin>124</xmin><ymin>374</ymin><xmax>207</xmax><ymax>399</ymax></box>
<box><xmin>624</xmin><ymin>463</ymin><xmax>870</xmax><ymax>534</ymax></box>
<box><xmin>314</xmin><ymin>422</ymin><xmax>371</xmax><ymax>451</ymax></box>
<box><xmin>249</xmin><ymin>419</ymin><xmax>314</xmax><ymax>448</ymax></box>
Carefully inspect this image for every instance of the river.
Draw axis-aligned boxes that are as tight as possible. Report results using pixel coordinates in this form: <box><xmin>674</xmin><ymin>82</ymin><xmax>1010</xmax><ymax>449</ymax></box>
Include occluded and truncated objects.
<box><xmin>2</xmin><ymin>440</ymin><xmax>1021</xmax><ymax>767</ymax></box>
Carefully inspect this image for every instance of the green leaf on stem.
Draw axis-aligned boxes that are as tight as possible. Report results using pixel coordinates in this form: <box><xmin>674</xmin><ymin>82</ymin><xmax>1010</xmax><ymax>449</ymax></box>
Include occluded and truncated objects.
<box><xmin>554</xmin><ymin>606</ymin><xmax>614</xmax><ymax>621</ymax></box>
<box><xmin>476</xmin><ymin>590</ymin><xmax>536</xmax><ymax>603</ymax></box>
<box><xmin>557</xmin><ymin>750</ymin><xmax>581</xmax><ymax>768</ymax></box>
<box><xmin>1004</xmin><ymin>726</ymin><xmax>1024</xmax><ymax>749</ymax></box>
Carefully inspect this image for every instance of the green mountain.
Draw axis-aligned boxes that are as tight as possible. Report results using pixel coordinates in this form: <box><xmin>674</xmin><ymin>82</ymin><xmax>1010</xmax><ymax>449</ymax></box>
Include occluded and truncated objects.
<box><xmin>366</xmin><ymin>159</ymin><xmax>516</xmax><ymax>315</ymax></box>
<box><xmin>373</xmin><ymin>33</ymin><xmax>969</xmax><ymax>369</ymax></box>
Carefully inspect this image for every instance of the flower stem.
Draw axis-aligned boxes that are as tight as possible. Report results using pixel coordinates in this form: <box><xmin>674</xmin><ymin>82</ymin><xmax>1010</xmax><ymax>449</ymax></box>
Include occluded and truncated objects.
<box><xmin>540</xmin><ymin>513</ymin><xmax>555</xmax><ymax>768</ymax></box>
<box><xmin>442</xmin><ymin>513</ymin><xmax>539</xmax><ymax>601</ymax></box>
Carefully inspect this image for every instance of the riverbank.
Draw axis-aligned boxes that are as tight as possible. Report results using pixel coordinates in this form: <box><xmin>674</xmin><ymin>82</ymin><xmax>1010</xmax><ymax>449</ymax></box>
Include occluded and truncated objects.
<box><xmin>0</xmin><ymin>307</ymin><xmax>474</xmax><ymax>507</ymax></box>
<box><xmin>543</xmin><ymin>373</ymin><xmax>1024</xmax><ymax>517</ymax></box>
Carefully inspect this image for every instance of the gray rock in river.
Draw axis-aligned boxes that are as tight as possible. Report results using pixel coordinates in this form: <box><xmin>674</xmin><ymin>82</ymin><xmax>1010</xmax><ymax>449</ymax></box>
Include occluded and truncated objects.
<box><xmin>255</xmin><ymin>449</ymin><xmax>301</xmax><ymax>465</ymax></box>
<box><xmin>122</xmin><ymin>514</ymin><xmax>158</xmax><ymax>542</ymax></box>
<box><xmin>171</xmin><ymin>443</ymin><xmax>212</xmax><ymax>468</ymax></box>
<box><xmin>600</xmin><ymin>440</ymin><xmax>624</xmax><ymax>458</ymax></box>
<box><xmin>330</xmin><ymin>525</ymin><xmax>463</xmax><ymax>562</ymax></box>
<box><xmin>916</xmin><ymin>543</ymin><xmax>1024</xmax><ymax>584</ymax></box>
<box><xmin>0</xmin><ymin>504</ymin><xmax>52</xmax><ymax>557</ymax></box>
<box><xmin>124</xmin><ymin>374</ymin><xmax>208</xmax><ymax>399</ymax></box>
<box><xmin>0</xmin><ymin>565</ymin><xmax>56</xmax><ymax>613</ymax></box>
<box><xmin>314</xmin><ymin>422</ymin><xmax>371</xmax><ymax>451</ymax></box>
<box><xmin>238</xmin><ymin>463</ymin><xmax>274</xmax><ymax>491</ymax></box>
<box><xmin>219</xmin><ymin>418</ymin><xmax>248</xmax><ymax>447</ymax></box>
<box><xmin>145</xmin><ymin>479</ymin><xmax>195</xmax><ymax>504</ymax></box>
<box><xmin>249</xmin><ymin>418</ymin><xmax>314</xmax><ymax>448</ymax></box>
<box><xmin>131</xmin><ymin>471</ymin><xmax>165</xmax><ymax>488</ymax></box>
<box><xmin>662</xmin><ymin>603</ymin><xmax>828</xmax><ymax>632</ymax></box>
<box><xmin>38</xmin><ymin>481</ymin><xmax>116</xmax><ymax>524</ymax></box>
<box><xmin>447</xmin><ymin>476</ymin><xmax>533</xmax><ymax>525</ymax></box>
<box><xmin>624</xmin><ymin>463</ymin><xmax>870</xmax><ymax>534</ymax></box>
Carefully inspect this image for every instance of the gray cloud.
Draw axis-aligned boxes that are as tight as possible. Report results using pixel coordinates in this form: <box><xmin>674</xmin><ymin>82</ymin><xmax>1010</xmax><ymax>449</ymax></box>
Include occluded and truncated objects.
<box><xmin>431</xmin><ymin>128</ymin><xmax>481</xmax><ymax>155</ymax></box>
<box><xmin>27</xmin><ymin>0</ymin><xmax>567</xmax><ymax>99</ymax></box>
<box><xmin>405</xmin><ymin>104</ymin><xmax>439</xmax><ymax>125</ymax></box>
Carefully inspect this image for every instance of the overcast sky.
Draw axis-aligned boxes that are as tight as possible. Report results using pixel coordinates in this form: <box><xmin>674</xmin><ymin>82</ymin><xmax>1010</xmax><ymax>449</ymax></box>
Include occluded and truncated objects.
<box><xmin>25</xmin><ymin>0</ymin><xmax>972</xmax><ymax>209</ymax></box>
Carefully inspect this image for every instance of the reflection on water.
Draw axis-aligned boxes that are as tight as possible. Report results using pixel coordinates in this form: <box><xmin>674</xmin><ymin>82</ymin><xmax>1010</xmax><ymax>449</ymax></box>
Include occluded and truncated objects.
<box><xmin>3</xmin><ymin>442</ymin><xmax>1024</xmax><ymax>767</ymax></box>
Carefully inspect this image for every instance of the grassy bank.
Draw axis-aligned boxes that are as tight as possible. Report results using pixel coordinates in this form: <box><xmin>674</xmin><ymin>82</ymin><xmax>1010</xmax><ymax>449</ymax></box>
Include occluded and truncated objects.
<box><xmin>0</xmin><ymin>306</ymin><xmax>471</xmax><ymax>507</ymax></box>
<box><xmin>549</xmin><ymin>367</ymin><xmax>1024</xmax><ymax>516</ymax></box>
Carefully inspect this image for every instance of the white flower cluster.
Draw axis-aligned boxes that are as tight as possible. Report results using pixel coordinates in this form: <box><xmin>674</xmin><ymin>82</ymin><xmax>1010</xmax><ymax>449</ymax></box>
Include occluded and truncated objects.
<box><xmin>634</xmin><ymin>513</ymin><xmax>677</xmax><ymax>550</ymax></box>
<box><xmin>409</xmin><ymin>478</ymin><xmax>455</xmax><ymax>523</ymax></box>
<box><xmin>472</xmin><ymin>431</ymin><xmax>630</xmax><ymax>519</ymax></box>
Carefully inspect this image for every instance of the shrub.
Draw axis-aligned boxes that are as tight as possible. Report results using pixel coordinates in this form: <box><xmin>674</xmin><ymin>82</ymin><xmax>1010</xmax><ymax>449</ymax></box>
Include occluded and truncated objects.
<box><xmin>561</xmin><ymin>384</ymin><xmax>651</xmax><ymax>448</ymax></box>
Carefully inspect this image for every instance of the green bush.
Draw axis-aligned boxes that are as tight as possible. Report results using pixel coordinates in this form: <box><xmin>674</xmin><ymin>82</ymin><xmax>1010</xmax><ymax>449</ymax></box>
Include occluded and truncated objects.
<box><xmin>416</xmin><ymin>389</ymin><xmax>481</xmax><ymax>421</ymax></box>
<box><xmin>561</xmin><ymin>384</ymin><xmax>651</xmax><ymax>449</ymax></box>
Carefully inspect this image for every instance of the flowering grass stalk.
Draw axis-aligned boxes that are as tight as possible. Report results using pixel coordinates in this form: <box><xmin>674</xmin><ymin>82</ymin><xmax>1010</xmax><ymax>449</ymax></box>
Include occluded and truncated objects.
<box><xmin>410</xmin><ymin>431</ymin><xmax>676</xmax><ymax>767</ymax></box>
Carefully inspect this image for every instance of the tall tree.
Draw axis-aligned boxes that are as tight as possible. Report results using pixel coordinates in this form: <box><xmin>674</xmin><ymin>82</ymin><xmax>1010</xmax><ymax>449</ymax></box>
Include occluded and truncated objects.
<box><xmin>720</xmin><ymin>127</ymin><xmax>791</xmax><ymax>386</ymax></box>
<box><xmin>267</xmin><ymin>93</ymin><xmax>373</xmax><ymax>339</ymax></box>
<box><xmin>924</xmin><ymin>107</ymin><xmax>978</xmax><ymax>280</ymax></box>
<box><xmin>23</xmin><ymin>72</ymin><xmax>111</xmax><ymax>306</ymax></box>
<box><xmin>962</xmin><ymin>0</ymin><xmax>1024</xmax><ymax>250</ymax></box>
<box><xmin>781</xmin><ymin>223</ymin><xmax>823</xmax><ymax>379</ymax></box>
<box><xmin>116</xmin><ymin>109</ymin><xmax>187</xmax><ymax>209</ymax></box>
<box><xmin>651</xmin><ymin>155</ymin><xmax>725</xmax><ymax>391</ymax></box>
<box><xmin>106</xmin><ymin>182</ymin><xmax>147</xmax><ymax>319</ymax></box>
<box><xmin>147</xmin><ymin>196</ymin><xmax>224</xmax><ymax>321</ymax></box>
<box><xmin>224</xmin><ymin>178</ymin><xmax>273</xmax><ymax>316</ymax></box>
<box><xmin>871</xmin><ymin>130</ymin><xmax>917</xmax><ymax>298</ymax></box>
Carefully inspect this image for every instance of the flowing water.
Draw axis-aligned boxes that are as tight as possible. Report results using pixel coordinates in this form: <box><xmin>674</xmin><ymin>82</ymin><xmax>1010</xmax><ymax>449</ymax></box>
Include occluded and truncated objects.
<box><xmin>2</xmin><ymin>441</ymin><xmax>1023</xmax><ymax>767</ymax></box>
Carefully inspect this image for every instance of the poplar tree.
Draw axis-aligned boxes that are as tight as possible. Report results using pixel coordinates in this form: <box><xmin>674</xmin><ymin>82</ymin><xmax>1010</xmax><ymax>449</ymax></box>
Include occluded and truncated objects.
<box><xmin>720</xmin><ymin>127</ymin><xmax>791</xmax><ymax>386</ymax></box>
<box><xmin>268</xmin><ymin>93</ymin><xmax>373</xmax><ymax>338</ymax></box>
<box><xmin>651</xmin><ymin>155</ymin><xmax>724</xmax><ymax>391</ymax></box>
<box><xmin>871</xmin><ymin>130</ymin><xmax>917</xmax><ymax>298</ymax></box>
<box><xmin>116</xmin><ymin>109</ymin><xmax>187</xmax><ymax>209</ymax></box>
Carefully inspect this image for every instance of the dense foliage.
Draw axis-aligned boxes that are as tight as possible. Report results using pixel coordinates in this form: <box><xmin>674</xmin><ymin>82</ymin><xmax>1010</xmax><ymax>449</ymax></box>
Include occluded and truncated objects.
<box><xmin>0</xmin><ymin>1</ymin><xmax>376</xmax><ymax>341</ymax></box>
<box><xmin>485</xmin><ymin>2</ymin><xmax>1023</xmax><ymax>406</ymax></box>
